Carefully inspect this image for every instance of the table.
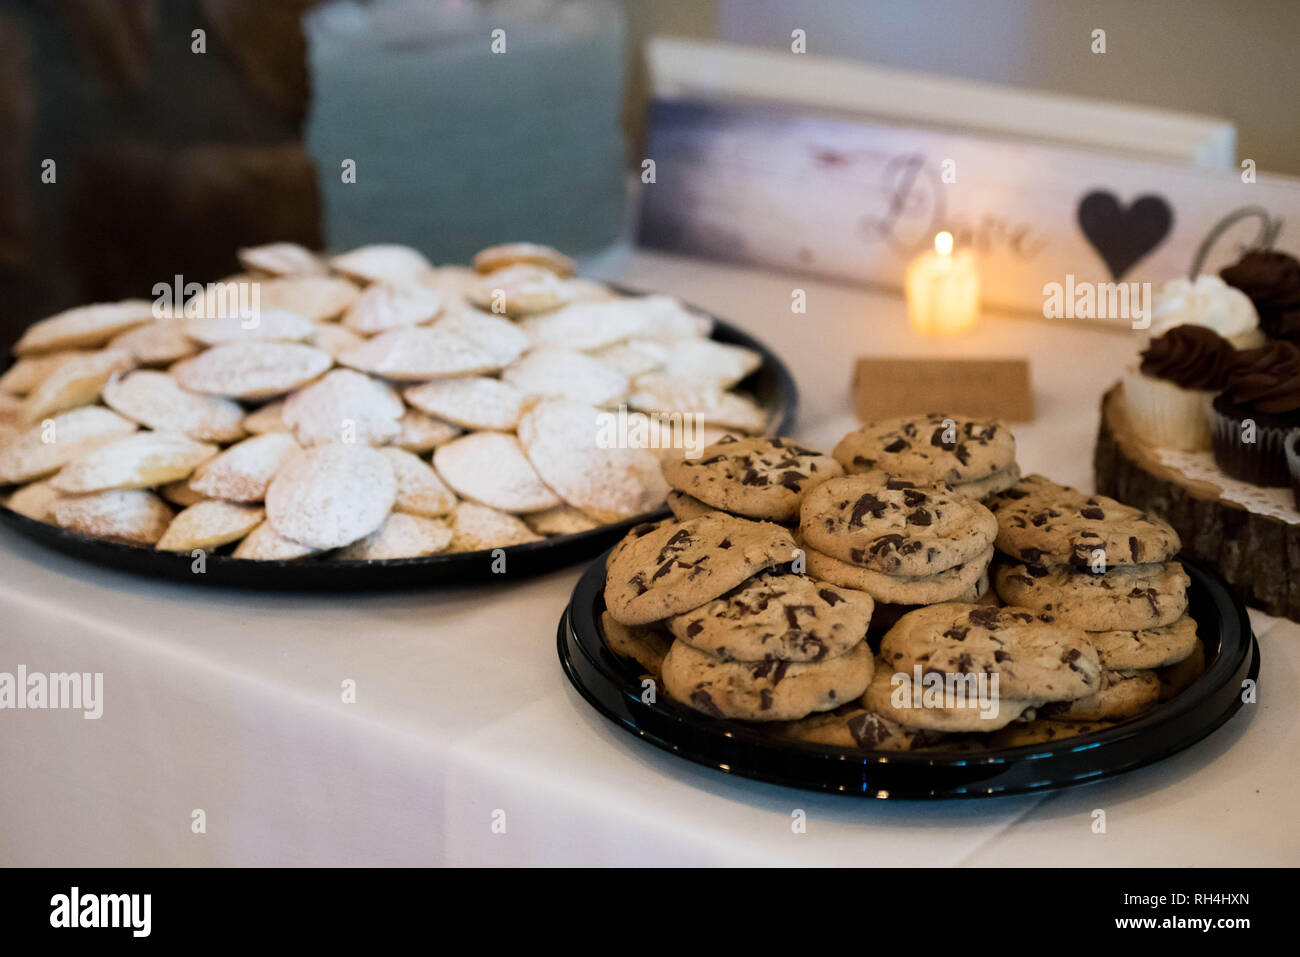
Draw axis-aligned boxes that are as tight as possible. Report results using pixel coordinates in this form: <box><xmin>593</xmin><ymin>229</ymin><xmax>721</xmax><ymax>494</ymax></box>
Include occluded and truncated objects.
<box><xmin>2</xmin><ymin>247</ymin><xmax>1296</xmax><ymax>866</ymax></box>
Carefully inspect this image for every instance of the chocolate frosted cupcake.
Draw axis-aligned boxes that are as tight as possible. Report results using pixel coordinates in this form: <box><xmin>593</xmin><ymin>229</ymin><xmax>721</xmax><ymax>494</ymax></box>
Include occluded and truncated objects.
<box><xmin>1123</xmin><ymin>325</ymin><xmax>1235</xmax><ymax>450</ymax></box>
<box><xmin>1210</xmin><ymin>339</ymin><xmax>1300</xmax><ymax>486</ymax></box>
<box><xmin>1220</xmin><ymin>249</ymin><xmax>1300</xmax><ymax>342</ymax></box>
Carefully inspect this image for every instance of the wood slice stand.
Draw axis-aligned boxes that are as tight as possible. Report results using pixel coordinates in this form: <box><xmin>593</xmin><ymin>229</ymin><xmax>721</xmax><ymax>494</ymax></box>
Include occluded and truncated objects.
<box><xmin>1095</xmin><ymin>383</ymin><xmax>1300</xmax><ymax>622</ymax></box>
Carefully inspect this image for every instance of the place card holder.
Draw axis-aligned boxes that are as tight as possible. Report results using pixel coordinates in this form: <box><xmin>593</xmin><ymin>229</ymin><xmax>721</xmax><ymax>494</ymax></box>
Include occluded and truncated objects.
<box><xmin>853</xmin><ymin>358</ymin><xmax>1034</xmax><ymax>422</ymax></box>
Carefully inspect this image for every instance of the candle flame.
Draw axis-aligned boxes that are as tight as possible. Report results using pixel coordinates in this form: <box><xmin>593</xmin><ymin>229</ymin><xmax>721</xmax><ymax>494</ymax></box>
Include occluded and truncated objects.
<box><xmin>934</xmin><ymin>231</ymin><xmax>953</xmax><ymax>257</ymax></box>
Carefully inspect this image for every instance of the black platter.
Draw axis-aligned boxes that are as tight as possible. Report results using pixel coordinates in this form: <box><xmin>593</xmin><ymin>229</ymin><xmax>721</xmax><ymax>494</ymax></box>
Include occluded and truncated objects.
<box><xmin>558</xmin><ymin>553</ymin><xmax>1259</xmax><ymax>799</ymax></box>
<box><xmin>0</xmin><ymin>305</ymin><xmax>797</xmax><ymax>590</ymax></box>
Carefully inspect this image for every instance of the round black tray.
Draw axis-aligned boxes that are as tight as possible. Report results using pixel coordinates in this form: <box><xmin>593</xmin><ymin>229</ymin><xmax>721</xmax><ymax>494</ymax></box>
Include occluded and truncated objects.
<box><xmin>0</xmin><ymin>309</ymin><xmax>797</xmax><ymax>591</ymax></box>
<box><xmin>558</xmin><ymin>553</ymin><xmax>1260</xmax><ymax>799</ymax></box>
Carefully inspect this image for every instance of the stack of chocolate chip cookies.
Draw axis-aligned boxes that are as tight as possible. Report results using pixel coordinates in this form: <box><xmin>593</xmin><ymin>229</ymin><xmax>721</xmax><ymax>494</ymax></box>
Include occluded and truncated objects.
<box><xmin>986</xmin><ymin>474</ymin><xmax>1204</xmax><ymax>728</ymax></box>
<box><xmin>796</xmin><ymin>473</ymin><xmax>1000</xmax><ymax>629</ymax></box>
<box><xmin>605</xmin><ymin>438</ymin><xmax>881</xmax><ymax>723</ymax></box>
<box><xmin>597</xmin><ymin>419</ymin><xmax>1210</xmax><ymax>755</ymax></box>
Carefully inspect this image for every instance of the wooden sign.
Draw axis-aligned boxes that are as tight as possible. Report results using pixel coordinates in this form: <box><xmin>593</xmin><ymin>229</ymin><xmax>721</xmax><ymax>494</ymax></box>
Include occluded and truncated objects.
<box><xmin>638</xmin><ymin>98</ymin><xmax>1300</xmax><ymax>321</ymax></box>
<box><xmin>853</xmin><ymin>358</ymin><xmax>1034</xmax><ymax>423</ymax></box>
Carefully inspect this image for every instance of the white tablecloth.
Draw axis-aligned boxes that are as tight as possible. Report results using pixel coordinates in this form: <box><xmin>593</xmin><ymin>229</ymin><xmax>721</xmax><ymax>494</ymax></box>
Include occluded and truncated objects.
<box><xmin>2</xmin><ymin>248</ymin><xmax>1296</xmax><ymax>866</ymax></box>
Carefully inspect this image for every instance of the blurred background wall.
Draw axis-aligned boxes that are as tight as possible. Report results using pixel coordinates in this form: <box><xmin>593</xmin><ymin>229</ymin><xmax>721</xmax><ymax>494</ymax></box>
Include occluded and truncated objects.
<box><xmin>3</xmin><ymin>0</ymin><xmax>1298</xmax><ymax>343</ymax></box>
<box><xmin>625</xmin><ymin>0</ymin><xmax>1300</xmax><ymax>179</ymax></box>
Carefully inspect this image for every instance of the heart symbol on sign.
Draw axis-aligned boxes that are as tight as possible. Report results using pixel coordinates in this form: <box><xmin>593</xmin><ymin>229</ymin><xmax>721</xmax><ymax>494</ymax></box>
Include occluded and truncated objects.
<box><xmin>1077</xmin><ymin>191</ymin><xmax>1174</xmax><ymax>279</ymax></box>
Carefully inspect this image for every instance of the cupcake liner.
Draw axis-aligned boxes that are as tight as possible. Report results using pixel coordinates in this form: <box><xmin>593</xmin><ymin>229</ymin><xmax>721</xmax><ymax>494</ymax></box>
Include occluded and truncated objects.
<box><xmin>1210</xmin><ymin>400</ymin><xmax>1293</xmax><ymax>487</ymax></box>
<box><xmin>1121</xmin><ymin>370</ymin><xmax>1213</xmax><ymax>451</ymax></box>
<box><xmin>1286</xmin><ymin>431</ymin><xmax>1300</xmax><ymax>509</ymax></box>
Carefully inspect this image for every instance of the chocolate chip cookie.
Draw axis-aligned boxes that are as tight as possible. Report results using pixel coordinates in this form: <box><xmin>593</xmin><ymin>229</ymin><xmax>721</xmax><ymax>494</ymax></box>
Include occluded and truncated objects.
<box><xmin>1087</xmin><ymin>615</ymin><xmax>1199</xmax><ymax>671</ymax></box>
<box><xmin>661</xmin><ymin>639</ymin><xmax>874</xmax><ymax>721</ymax></box>
<box><xmin>600</xmin><ymin>611</ymin><xmax>673</xmax><ymax>677</ymax></box>
<box><xmin>666</xmin><ymin>570</ymin><xmax>873</xmax><ymax>662</ymax></box>
<box><xmin>994</xmin><ymin>560</ymin><xmax>1189</xmax><ymax>630</ymax></box>
<box><xmin>833</xmin><ymin>413</ymin><xmax>1017</xmax><ymax>495</ymax></box>
<box><xmin>804</xmin><ymin>541</ymin><xmax>993</xmax><ymax>605</ymax></box>
<box><xmin>663</xmin><ymin>436</ymin><xmax>843</xmax><ymax>522</ymax></box>
<box><xmin>776</xmin><ymin>704</ymin><xmax>946</xmax><ymax>751</ymax></box>
<box><xmin>862</xmin><ymin>660</ymin><xmax>1040</xmax><ymax>732</ymax></box>
<box><xmin>987</xmin><ymin>718</ymin><xmax>1115</xmax><ymax>748</ymax></box>
<box><xmin>988</xmin><ymin>474</ymin><xmax>1181</xmax><ymax>567</ymax></box>
<box><xmin>1040</xmin><ymin>668</ymin><xmax>1160</xmax><ymax>722</ymax></box>
<box><xmin>799</xmin><ymin>474</ymin><xmax>997</xmax><ymax>576</ymax></box>
<box><xmin>604</xmin><ymin>513</ymin><xmax>798</xmax><ymax>625</ymax></box>
<box><xmin>879</xmin><ymin>602</ymin><xmax>1103</xmax><ymax>701</ymax></box>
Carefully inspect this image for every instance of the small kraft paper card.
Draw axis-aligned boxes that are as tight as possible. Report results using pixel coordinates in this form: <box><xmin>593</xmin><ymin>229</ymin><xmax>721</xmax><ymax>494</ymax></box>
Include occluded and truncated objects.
<box><xmin>854</xmin><ymin>358</ymin><xmax>1034</xmax><ymax>422</ymax></box>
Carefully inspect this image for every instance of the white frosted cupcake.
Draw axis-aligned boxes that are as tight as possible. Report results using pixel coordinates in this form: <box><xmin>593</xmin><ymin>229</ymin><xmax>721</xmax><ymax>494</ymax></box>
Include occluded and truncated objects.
<box><xmin>1123</xmin><ymin>325</ymin><xmax>1237</xmax><ymax>450</ymax></box>
<box><xmin>1149</xmin><ymin>275</ymin><xmax>1264</xmax><ymax>349</ymax></box>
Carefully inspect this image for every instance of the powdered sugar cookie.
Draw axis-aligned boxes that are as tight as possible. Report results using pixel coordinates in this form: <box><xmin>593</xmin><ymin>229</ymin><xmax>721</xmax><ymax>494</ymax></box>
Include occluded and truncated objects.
<box><xmin>518</xmin><ymin>299</ymin><xmax>648</xmax><ymax>351</ymax></box>
<box><xmin>468</xmin><ymin>264</ymin><xmax>571</xmax><ymax>316</ymax></box>
<box><xmin>420</xmin><ymin>265</ymin><xmax>482</xmax><ymax>311</ymax></box>
<box><xmin>156</xmin><ymin>501</ymin><xmax>264</xmax><ymax>551</ymax></box>
<box><xmin>0</xmin><ymin>407</ymin><xmax>138</xmax><ymax>484</ymax></box>
<box><xmin>591</xmin><ymin>339</ymin><xmax>670</xmax><ymax>377</ymax></box>
<box><xmin>338</xmin><ymin>326</ymin><xmax>502</xmax><ymax>381</ymax></box>
<box><xmin>6</xmin><ymin>480</ymin><xmax>64</xmax><ymax>523</ymax></box>
<box><xmin>108</xmin><ymin>321</ymin><xmax>200</xmax><ymax>365</ymax></box>
<box><xmin>378</xmin><ymin>447</ymin><xmax>457</xmax><ymax>517</ymax></box>
<box><xmin>103</xmin><ymin>370</ymin><xmax>246</xmax><ymax>443</ymax></box>
<box><xmin>446</xmin><ymin>500</ymin><xmax>544</xmax><ymax>552</ymax></box>
<box><xmin>503</xmin><ymin>348</ymin><xmax>628</xmax><ymax>406</ymax></box>
<box><xmin>627</xmin><ymin>374</ymin><xmax>767</xmax><ymax>433</ymax></box>
<box><xmin>282</xmin><ymin>369</ymin><xmax>403</xmax><ymax>446</ymax></box>
<box><xmin>52</xmin><ymin>489</ymin><xmax>173</xmax><ymax>545</ymax></box>
<box><xmin>188</xmin><ymin>433</ymin><xmax>300</xmax><ymax>502</ymax></box>
<box><xmin>431</xmin><ymin>308</ymin><xmax>530</xmax><ymax>366</ymax></box>
<box><xmin>307</xmin><ymin>323</ymin><xmax>365</xmax><ymax>360</ymax></box>
<box><xmin>243</xmin><ymin>400</ymin><xmax>289</xmax><ymax>434</ymax></box>
<box><xmin>237</xmin><ymin>242</ymin><xmax>328</xmax><ymax>277</ymax></box>
<box><xmin>172</xmin><ymin>342</ymin><xmax>333</xmax><ymax>400</ymax></box>
<box><xmin>265</xmin><ymin>443</ymin><xmax>396</xmax><ymax>549</ymax></box>
<box><xmin>329</xmin><ymin>244</ymin><xmax>432</xmax><ymax>286</ymax></box>
<box><xmin>434</xmin><ymin>432</ymin><xmax>561</xmax><ymax>513</ymax></box>
<box><xmin>159</xmin><ymin>478</ymin><xmax>207</xmax><ymax>507</ymax></box>
<box><xmin>21</xmin><ymin>348</ymin><xmax>137</xmax><ymax>422</ymax></box>
<box><xmin>50</xmin><ymin>432</ymin><xmax>219</xmax><ymax>493</ymax></box>
<box><xmin>660</xmin><ymin>338</ymin><xmax>761</xmax><ymax>388</ymax></box>
<box><xmin>523</xmin><ymin>504</ymin><xmax>600</xmax><ymax>536</ymax></box>
<box><xmin>341</xmin><ymin>283</ymin><xmax>442</xmax><ymax>335</ymax></box>
<box><xmin>14</xmin><ymin>300</ymin><xmax>155</xmax><ymax>355</ymax></box>
<box><xmin>472</xmin><ymin>242</ymin><xmax>576</xmax><ymax>277</ymax></box>
<box><xmin>403</xmin><ymin>376</ymin><xmax>525</xmax><ymax>431</ymax></box>
<box><xmin>392</xmin><ymin>409</ymin><xmax>462</xmax><ymax>452</ymax></box>
<box><xmin>183</xmin><ymin>310</ymin><xmax>316</xmax><ymax>345</ymax></box>
<box><xmin>231</xmin><ymin>521</ymin><xmax>318</xmax><ymax>560</ymax></box>
<box><xmin>516</xmin><ymin>398</ymin><xmax>668</xmax><ymax>523</ymax></box>
<box><xmin>334</xmin><ymin>512</ymin><xmax>453</xmax><ymax>560</ymax></box>
<box><xmin>0</xmin><ymin>350</ymin><xmax>90</xmax><ymax>395</ymax></box>
<box><xmin>186</xmin><ymin>276</ymin><xmax>358</xmax><ymax>324</ymax></box>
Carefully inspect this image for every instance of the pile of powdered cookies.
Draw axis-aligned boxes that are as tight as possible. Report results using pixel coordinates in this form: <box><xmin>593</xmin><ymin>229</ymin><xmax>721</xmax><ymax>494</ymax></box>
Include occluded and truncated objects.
<box><xmin>600</xmin><ymin>414</ymin><xmax>1207</xmax><ymax>753</ymax></box>
<box><xmin>0</xmin><ymin>241</ymin><xmax>768</xmax><ymax>559</ymax></box>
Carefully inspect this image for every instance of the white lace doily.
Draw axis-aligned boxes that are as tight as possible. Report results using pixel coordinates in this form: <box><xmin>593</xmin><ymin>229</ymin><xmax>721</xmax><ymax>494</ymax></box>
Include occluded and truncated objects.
<box><xmin>1154</xmin><ymin>448</ymin><xmax>1300</xmax><ymax>525</ymax></box>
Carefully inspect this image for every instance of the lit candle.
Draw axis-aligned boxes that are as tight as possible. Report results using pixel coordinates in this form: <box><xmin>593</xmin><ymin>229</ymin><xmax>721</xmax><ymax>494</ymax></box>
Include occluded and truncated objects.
<box><xmin>905</xmin><ymin>231</ymin><xmax>980</xmax><ymax>336</ymax></box>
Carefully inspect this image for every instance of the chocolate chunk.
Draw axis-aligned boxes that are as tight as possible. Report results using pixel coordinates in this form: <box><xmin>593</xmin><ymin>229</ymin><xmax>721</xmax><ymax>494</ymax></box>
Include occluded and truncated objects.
<box><xmin>883</xmin><ymin>438</ymin><xmax>909</xmax><ymax>453</ymax></box>
<box><xmin>905</xmin><ymin>508</ymin><xmax>932</xmax><ymax>526</ymax></box>
<box><xmin>691</xmin><ymin>689</ymin><xmax>725</xmax><ymax>717</ymax></box>
<box><xmin>903</xmin><ymin>488</ymin><xmax>928</xmax><ymax>507</ymax></box>
<box><xmin>849</xmin><ymin>493</ymin><xmax>889</xmax><ymax>526</ymax></box>
<box><xmin>818</xmin><ymin>588</ymin><xmax>845</xmax><ymax>606</ymax></box>
<box><xmin>1080</xmin><ymin>506</ymin><xmax>1105</xmax><ymax>520</ymax></box>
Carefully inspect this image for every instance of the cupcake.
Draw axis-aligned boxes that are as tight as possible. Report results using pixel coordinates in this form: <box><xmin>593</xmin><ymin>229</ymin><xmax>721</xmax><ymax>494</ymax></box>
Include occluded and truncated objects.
<box><xmin>1210</xmin><ymin>339</ymin><xmax>1300</xmax><ymax>486</ymax></box>
<box><xmin>1149</xmin><ymin>275</ymin><xmax>1264</xmax><ymax>349</ymax></box>
<box><xmin>1220</xmin><ymin>249</ymin><xmax>1300</xmax><ymax>343</ymax></box>
<box><xmin>1123</xmin><ymin>325</ymin><xmax>1236</xmax><ymax>450</ymax></box>
<box><xmin>1286</xmin><ymin>431</ymin><xmax>1300</xmax><ymax>508</ymax></box>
